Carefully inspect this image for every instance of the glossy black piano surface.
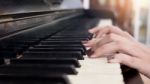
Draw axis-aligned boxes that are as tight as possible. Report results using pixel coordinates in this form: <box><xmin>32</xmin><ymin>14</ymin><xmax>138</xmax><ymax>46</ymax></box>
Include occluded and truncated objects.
<box><xmin>0</xmin><ymin>0</ymin><xmax>144</xmax><ymax>84</ymax></box>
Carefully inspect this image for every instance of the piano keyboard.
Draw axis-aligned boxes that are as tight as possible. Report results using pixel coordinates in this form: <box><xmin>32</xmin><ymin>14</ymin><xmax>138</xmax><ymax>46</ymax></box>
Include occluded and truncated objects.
<box><xmin>0</xmin><ymin>16</ymin><xmax>124</xmax><ymax>84</ymax></box>
<box><xmin>69</xmin><ymin>57</ymin><xmax>124</xmax><ymax>84</ymax></box>
<box><xmin>68</xmin><ymin>19</ymin><xmax>124</xmax><ymax>84</ymax></box>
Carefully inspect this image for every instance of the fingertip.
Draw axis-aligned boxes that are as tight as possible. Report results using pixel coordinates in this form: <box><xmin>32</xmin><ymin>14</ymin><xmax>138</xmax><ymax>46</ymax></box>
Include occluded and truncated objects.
<box><xmin>89</xmin><ymin>27</ymin><xmax>99</xmax><ymax>33</ymax></box>
<box><xmin>82</xmin><ymin>41</ymin><xmax>93</xmax><ymax>47</ymax></box>
<box><xmin>89</xmin><ymin>53</ymin><xmax>101</xmax><ymax>58</ymax></box>
<box><xmin>108</xmin><ymin>59</ymin><xmax>120</xmax><ymax>63</ymax></box>
<box><xmin>90</xmin><ymin>55</ymin><xmax>97</xmax><ymax>58</ymax></box>
<box><xmin>89</xmin><ymin>29</ymin><xmax>94</xmax><ymax>33</ymax></box>
<box><xmin>81</xmin><ymin>41</ymin><xmax>88</xmax><ymax>44</ymax></box>
<box><xmin>83</xmin><ymin>44</ymin><xmax>91</xmax><ymax>47</ymax></box>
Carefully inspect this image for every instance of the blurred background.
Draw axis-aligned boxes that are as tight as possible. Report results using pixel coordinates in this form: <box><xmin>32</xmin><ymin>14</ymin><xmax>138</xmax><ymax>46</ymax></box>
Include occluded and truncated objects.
<box><xmin>81</xmin><ymin>0</ymin><xmax>150</xmax><ymax>46</ymax></box>
<box><xmin>0</xmin><ymin>0</ymin><xmax>150</xmax><ymax>46</ymax></box>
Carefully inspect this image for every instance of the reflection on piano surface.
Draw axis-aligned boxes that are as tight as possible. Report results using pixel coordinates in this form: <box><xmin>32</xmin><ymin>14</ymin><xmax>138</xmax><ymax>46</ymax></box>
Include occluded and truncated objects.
<box><xmin>0</xmin><ymin>0</ymin><xmax>144</xmax><ymax>84</ymax></box>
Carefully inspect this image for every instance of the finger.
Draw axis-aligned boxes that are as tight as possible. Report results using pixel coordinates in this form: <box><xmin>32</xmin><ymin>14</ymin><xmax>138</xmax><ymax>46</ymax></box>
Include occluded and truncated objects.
<box><xmin>94</xmin><ymin>26</ymin><xmax>133</xmax><ymax>41</ymax></box>
<box><xmin>89</xmin><ymin>26</ymin><xmax>106</xmax><ymax>38</ymax></box>
<box><xmin>88</xmin><ymin>33</ymin><xmax>137</xmax><ymax>58</ymax></box>
<box><xmin>89</xmin><ymin>27</ymin><xmax>102</xmax><ymax>34</ymax></box>
<box><xmin>96</xmin><ymin>33</ymin><xmax>137</xmax><ymax>56</ymax></box>
<box><xmin>95</xmin><ymin>26</ymin><xmax>112</xmax><ymax>38</ymax></box>
<box><xmin>83</xmin><ymin>38</ymin><xmax>101</xmax><ymax>47</ymax></box>
<box><xmin>89</xmin><ymin>26</ymin><xmax>134</xmax><ymax>41</ymax></box>
<box><xmin>91</xmin><ymin>33</ymin><xmax>123</xmax><ymax>51</ymax></box>
<box><xmin>94</xmin><ymin>34</ymin><xmax>114</xmax><ymax>47</ymax></box>
<box><xmin>108</xmin><ymin>53</ymin><xmax>139</xmax><ymax>69</ymax></box>
<box><xmin>96</xmin><ymin>26</ymin><xmax>125</xmax><ymax>38</ymax></box>
<box><xmin>123</xmin><ymin>31</ymin><xmax>135</xmax><ymax>41</ymax></box>
<box><xmin>90</xmin><ymin>42</ymin><xmax>119</xmax><ymax>58</ymax></box>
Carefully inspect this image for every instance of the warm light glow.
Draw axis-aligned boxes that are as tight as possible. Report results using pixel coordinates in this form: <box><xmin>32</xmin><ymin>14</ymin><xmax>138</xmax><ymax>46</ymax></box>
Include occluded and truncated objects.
<box><xmin>132</xmin><ymin>0</ymin><xmax>150</xmax><ymax>40</ymax></box>
<box><xmin>133</xmin><ymin>0</ymin><xmax>150</xmax><ymax>8</ymax></box>
<box><xmin>133</xmin><ymin>0</ymin><xmax>141</xmax><ymax>39</ymax></box>
<box><xmin>141</xmin><ymin>0</ymin><xmax>149</xmax><ymax>8</ymax></box>
<box><xmin>133</xmin><ymin>0</ymin><xmax>140</xmax><ymax>10</ymax></box>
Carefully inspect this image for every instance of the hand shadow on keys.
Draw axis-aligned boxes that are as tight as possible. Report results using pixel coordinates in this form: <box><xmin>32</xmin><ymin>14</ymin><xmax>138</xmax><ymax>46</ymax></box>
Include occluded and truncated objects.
<box><xmin>122</xmin><ymin>66</ymin><xmax>144</xmax><ymax>84</ymax></box>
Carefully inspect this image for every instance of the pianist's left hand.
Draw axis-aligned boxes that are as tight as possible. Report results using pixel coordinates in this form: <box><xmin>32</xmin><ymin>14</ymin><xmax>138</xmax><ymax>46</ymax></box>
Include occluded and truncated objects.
<box><xmin>83</xmin><ymin>25</ymin><xmax>150</xmax><ymax>78</ymax></box>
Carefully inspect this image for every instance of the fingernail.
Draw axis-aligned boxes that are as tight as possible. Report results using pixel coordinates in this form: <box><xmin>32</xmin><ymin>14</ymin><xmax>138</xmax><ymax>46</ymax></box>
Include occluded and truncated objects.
<box><xmin>81</xmin><ymin>41</ymin><xmax>88</xmax><ymax>44</ymax></box>
<box><xmin>89</xmin><ymin>29</ymin><xmax>93</xmax><ymax>33</ymax></box>
<box><xmin>83</xmin><ymin>44</ymin><xmax>90</xmax><ymax>47</ymax></box>
<box><xmin>82</xmin><ymin>43</ymin><xmax>87</xmax><ymax>46</ymax></box>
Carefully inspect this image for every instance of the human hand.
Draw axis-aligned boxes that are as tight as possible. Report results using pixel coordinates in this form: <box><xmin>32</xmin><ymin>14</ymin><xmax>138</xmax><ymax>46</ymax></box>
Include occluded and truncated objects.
<box><xmin>84</xmin><ymin>25</ymin><xmax>137</xmax><ymax>57</ymax></box>
<box><xmin>83</xmin><ymin>26</ymin><xmax>150</xmax><ymax>78</ymax></box>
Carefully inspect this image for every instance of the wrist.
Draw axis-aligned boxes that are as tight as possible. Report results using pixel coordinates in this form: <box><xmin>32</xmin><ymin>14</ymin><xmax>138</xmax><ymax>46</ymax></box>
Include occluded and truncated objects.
<box><xmin>137</xmin><ymin>62</ymin><xmax>150</xmax><ymax>78</ymax></box>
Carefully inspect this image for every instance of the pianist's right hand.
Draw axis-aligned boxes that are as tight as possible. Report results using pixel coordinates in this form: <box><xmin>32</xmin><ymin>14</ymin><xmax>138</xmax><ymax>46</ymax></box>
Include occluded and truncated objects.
<box><xmin>84</xmin><ymin>26</ymin><xmax>150</xmax><ymax>79</ymax></box>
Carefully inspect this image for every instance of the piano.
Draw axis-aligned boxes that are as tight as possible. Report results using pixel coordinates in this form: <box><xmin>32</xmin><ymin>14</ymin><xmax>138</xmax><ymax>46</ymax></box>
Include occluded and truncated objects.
<box><xmin>0</xmin><ymin>0</ymin><xmax>144</xmax><ymax>84</ymax></box>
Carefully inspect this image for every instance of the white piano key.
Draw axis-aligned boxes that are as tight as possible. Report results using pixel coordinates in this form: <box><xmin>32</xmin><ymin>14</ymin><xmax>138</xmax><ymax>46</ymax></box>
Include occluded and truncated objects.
<box><xmin>97</xmin><ymin>19</ymin><xmax>113</xmax><ymax>27</ymax></box>
<box><xmin>78</xmin><ymin>57</ymin><xmax>122</xmax><ymax>75</ymax></box>
<box><xmin>68</xmin><ymin>57</ymin><xmax>124</xmax><ymax>84</ymax></box>
<box><xmin>68</xmin><ymin>19</ymin><xmax>124</xmax><ymax>84</ymax></box>
<box><xmin>83</xmin><ymin>0</ymin><xmax>90</xmax><ymax>9</ymax></box>
<box><xmin>69</xmin><ymin>75</ymin><xmax>124</xmax><ymax>84</ymax></box>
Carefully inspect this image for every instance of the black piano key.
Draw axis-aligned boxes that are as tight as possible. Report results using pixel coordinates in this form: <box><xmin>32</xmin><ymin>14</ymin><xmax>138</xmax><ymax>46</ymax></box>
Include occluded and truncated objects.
<box><xmin>6</xmin><ymin>40</ymin><xmax>39</xmax><ymax>52</ymax></box>
<box><xmin>1</xmin><ymin>47</ymin><xmax>26</xmax><ymax>56</ymax></box>
<box><xmin>45</xmin><ymin>39</ymin><xmax>88</xmax><ymax>41</ymax></box>
<box><xmin>0</xmin><ymin>64</ymin><xmax>78</xmax><ymax>75</ymax></box>
<box><xmin>40</xmin><ymin>41</ymin><xmax>82</xmax><ymax>45</ymax></box>
<box><xmin>4</xmin><ymin>44</ymin><xmax>31</xmax><ymax>55</ymax></box>
<box><xmin>47</xmin><ymin>37</ymin><xmax>89</xmax><ymax>41</ymax></box>
<box><xmin>0</xmin><ymin>74</ymin><xmax>70</xmax><ymax>84</ymax></box>
<box><xmin>10</xmin><ymin>58</ymin><xmax>81</xmax><ymax>67</ymax></box>
<box><xmin>0</xmin><ymin>59</ymin><xmax>4</xmax><ymax>65</ymax></box>
<box><xmin>8</xmin><ymin>44</ymin><xmax>29</xmax><ymax>50</ymax></box>
<box><xmin>0</xmin><ymin>51</ymin><xmax>17</xmax><ymax>58</ymax></box>
<box><xmin>28</xmin><ymin>47</ymin><xmax>85</xmax><ymax>55</ymax></box>
<box><xmin>23</xmin><ymin>51</ymin><xmax>84</xmax><ymax>60</ymax></box>
<box><xmin>11</xmin><ymin>38</ymin><xmax>40</xmax><ymax>42</ymax></box>
<box><xmin>51</xmin><ymin>35</ymin><xmax>88</xmax><ymax>38</ymax></box>
<box><xmin>13</xmin><ymin>41</ymin><xmax>38</xmax><ymax>46</ymax></box>
<box><xmin>51</xmin><ymin>35</ymin><xmax>89</xmax><ymax>38</ymax></box>
<box><xmin>34</xmin><ymin>44</ymin><xmax>86</xmax><ymax>51</ymax></box>
<box><xmin>88</xmin><ymin>33</ymin><xmax>94</xmax><ymax>40</ymax></box>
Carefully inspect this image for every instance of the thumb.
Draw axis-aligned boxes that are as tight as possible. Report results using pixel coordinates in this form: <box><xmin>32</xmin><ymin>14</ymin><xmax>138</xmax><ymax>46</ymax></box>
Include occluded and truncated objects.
<box><xmin>89</xmin><ymin>27</ymin><xmax>100</xmax><ymax>34</ymax></box>
<box><xmin>108</xmin><ymin>53</ymin><xmax>139</xmax><ymax>69</ymax></box>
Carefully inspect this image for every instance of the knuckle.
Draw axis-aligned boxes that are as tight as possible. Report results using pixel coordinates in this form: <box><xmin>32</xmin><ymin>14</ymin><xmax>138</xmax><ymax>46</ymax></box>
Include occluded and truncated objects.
<box><xmin>103</xmin><ymin>25</ymin><xmax>112</xmax><ymax>31</ymax></box>
<box><xmin>106</xmin><ymin>25</ymin><xmax>113</xmax><ymax>30</ymax></box>
<box><xmin>124</xmin><ymin>31</ymin><xmax>130</xmax><ymax>35</ymax></box>
<box><xmin>115</xmin><ymin>54</ymin><xmax>122</xmax><ymax>62</ymax></box>
<box><xmin>100</xmin><ymin>45</ymin><xmax>106</xmax><ymax>50</ymax></box>
<box><xmin>116</xmin><ymin>42</ymin><xmax>123</xmax><ymax>51</ymax></box>
<box><xmin>98</xmin><ymin>45</ymin><xmax>107</xmax><ymax>52</ymax></box>
<box><xmin>108</xmin><ymin>33</ymin><xmax>115</xmax><ymax>40</ymax></box>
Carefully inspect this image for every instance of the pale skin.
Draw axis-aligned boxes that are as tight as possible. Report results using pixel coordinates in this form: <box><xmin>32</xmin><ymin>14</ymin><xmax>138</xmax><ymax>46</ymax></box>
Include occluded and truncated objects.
<box><xmin>83</xmin><ymin>26</ymin><xmax>150</xmax><ymax>78</ymax></box>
